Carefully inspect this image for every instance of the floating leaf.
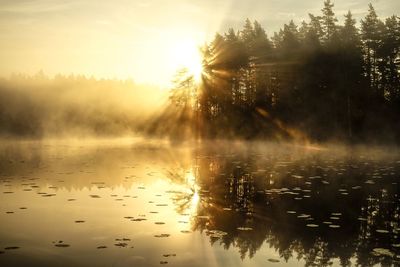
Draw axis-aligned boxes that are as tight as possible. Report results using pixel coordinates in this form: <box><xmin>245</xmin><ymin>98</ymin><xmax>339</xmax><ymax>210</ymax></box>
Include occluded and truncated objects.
<box><xmin>154</xmin><ymin>234</ymin><xmax>170</xmax><ymax>238</ymax></box>
<box><xmin>132</xmin><ymin>218</ymin><xmax>147</xmax><ymax>222</ymax></box>
<box><xmin>372</xmin><ymin>248</ymin><xmax>394</xmax><ymax>257</ymax></box>
<box><xmin>376</xmin><ymin>229</ymin><xmax>389</xmax><ymax>234</ymax></box>
<box><xmin>237</xmin><ymin>227</ymin><xmax>253</xmax><ymax>231</ymax></box>
<box><xmin>114</xmin><ymin>242</ymin><xmax>128</xmax><ymax>248</ymax></box>
<box><xmin>297</xmin><ymin>214</ymin><xmax>311</xmax><ymax>219</ymax></box>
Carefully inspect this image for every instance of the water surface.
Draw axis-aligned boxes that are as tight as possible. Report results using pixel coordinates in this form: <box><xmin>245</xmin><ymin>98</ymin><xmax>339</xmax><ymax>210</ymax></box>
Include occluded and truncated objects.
<box><xmin>0</xmin><ymin>139</ymin><xmax>399</xmax><ymax>267</ymax></box>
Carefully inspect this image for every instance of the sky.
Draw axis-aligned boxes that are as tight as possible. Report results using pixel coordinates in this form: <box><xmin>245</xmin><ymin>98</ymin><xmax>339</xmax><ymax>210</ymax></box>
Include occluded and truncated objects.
<box><xmin>0</xmin><ymin>0</ymin><xmax>399</xmax><ymax>85</ymax></box>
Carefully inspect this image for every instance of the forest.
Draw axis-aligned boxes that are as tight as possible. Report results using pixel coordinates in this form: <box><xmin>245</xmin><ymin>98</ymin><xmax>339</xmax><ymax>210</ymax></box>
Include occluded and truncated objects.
<box><xmin>167</xmin><ymin>1</ymin><xmax>400</xmax><ymax>143</ymax></box>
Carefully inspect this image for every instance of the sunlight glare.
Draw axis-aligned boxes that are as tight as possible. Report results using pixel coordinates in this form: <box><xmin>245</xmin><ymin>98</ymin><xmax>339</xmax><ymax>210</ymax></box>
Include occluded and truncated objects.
<box><xmin>185</xmin><ymin>170</ymin><xmax>200</xmax><ymax>215</ymax></box>
<box><xmin>168</xmin><ymin>39</ymin><xmax>203</xmax><ymax>82</ymax></box>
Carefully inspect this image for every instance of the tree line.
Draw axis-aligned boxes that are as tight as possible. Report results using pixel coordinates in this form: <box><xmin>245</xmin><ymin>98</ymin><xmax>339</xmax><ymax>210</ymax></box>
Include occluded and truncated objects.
<box><xmin>171</xmin><ymin>1</ymin><xmax>400</xmax><ymax>143</ymax></box>
<box><xmin>0</xmin><ymin>73</ymin><xmax>162</xmax><ymax>137</ymax></box>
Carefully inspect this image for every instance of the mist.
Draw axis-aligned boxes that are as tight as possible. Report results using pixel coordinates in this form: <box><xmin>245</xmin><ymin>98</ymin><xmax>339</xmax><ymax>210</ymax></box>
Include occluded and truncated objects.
<box><xmin>0</xmin><ymin>73</ymin><xmax>167</xmax><ymax>138</ymax></box>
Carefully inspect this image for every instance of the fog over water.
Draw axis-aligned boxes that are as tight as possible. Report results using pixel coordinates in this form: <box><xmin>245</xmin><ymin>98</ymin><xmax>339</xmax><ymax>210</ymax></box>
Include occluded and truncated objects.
<box><xmin>0</xmin><ymin>74</ymin><xmax>166</xmax><ymax>138</ymax></box>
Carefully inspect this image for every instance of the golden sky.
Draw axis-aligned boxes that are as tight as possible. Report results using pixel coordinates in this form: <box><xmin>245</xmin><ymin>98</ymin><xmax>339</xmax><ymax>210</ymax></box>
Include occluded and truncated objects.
<box><xmin>0</xmin><ymin>0</ymin><xmax>398</xmax><ymax>85</ymax></box>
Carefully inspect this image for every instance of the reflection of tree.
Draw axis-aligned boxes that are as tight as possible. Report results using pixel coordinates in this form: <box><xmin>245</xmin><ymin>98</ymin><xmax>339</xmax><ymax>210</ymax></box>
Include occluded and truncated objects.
<box><xmin>180</xmin><ymin>144</ymin><xmax>400</xmax><ymax>266</ymax></box>
<box><xmin>164</xmin><ymin>167</ymin><xmax>198</xmax><ymax>214</ymax></box>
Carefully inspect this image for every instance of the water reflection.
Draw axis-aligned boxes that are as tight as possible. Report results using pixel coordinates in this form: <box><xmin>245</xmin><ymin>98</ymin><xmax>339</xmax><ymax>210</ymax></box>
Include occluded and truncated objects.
<box><xmin>0</xmin><ymin>139</ymin><xmax>399</xmax><ymax>267</ymax></box>
<box><xmin>187</xmin><ymin>142</ymin><xmax>400</xmax><ymax>266</ymax></box>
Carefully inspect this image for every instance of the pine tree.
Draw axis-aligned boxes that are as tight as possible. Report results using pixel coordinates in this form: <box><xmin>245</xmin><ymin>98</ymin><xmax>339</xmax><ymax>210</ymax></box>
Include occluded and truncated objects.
<box><xmin>252</xmin><ymin>20</ymin><xmax>272</xmax><ymax>56</ymax></box>
<box><xmin>225</xmin><ymin>28</ymin><xmax>238</xmax><ymax>42</ymax></box>
<box><xmin>361</xmin><ymin>4</ymin><xmax>383</xmax><ymax>92</ymax></box>
<box><xmin>321</xmin><ymin>0</ymin><xmax>338</xmax><ymax>42</ymax></box>
<box><xmin>282</xmin><ymin>20</ymin><xmax>300</xmax><ymax>52</ymax></box>
<box><xmin>341</xmin><ymin>11</ymin><xmax>360</xmax><ymax>47</ymax></box>
<box><xmin>253</xmin><ymin>21</ymin><xmax>267</xmax><ymax>40</ymax></box>
<box><xmin>377</xmin><ymin>16</ymin><xmax>400</xmax><ymax>101</ymax></box>
<box><xmin>272</xmin><ymin>30</ymin><xmax>284</xmax><ymax>49</ymax></box>
<box><xmin>298</xmin><ymin>21</ymin><xmax>309</xmax><ymax>42</ymax></box>
<box><xmin>339</xmin><ymin>11</ymin><xmax>364</xmax><ymax>138</ymax></box>
<box><xmin>308</xmin><ymin>14</ymin><xmax>324</xmax><ymax>41</ymax></box>
<box><xmin>241</xmin><ymin>18</ymin><xmax>255</xmax><ymax>48</ymax></box>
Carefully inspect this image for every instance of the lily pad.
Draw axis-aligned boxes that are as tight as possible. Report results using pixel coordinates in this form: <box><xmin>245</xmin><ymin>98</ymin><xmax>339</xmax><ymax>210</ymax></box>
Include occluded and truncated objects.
<box><xmin>154</xmin><ymin>234</ymin><xmax>170</xmax><ymax>238</ymax></box>
<box><xmin>376</xmin><ymin>229</ymin><xmax>389</xmax><ymax>234</ymax></box>
<box><xmin>372</xmin><ymin>248</ymin><xmax>394</xmax><ymax>257</ymax></box>
<box><xmin>237</xmin><ymin>227</ymin><xmax>253</xmax><ymax>231</ymax></box>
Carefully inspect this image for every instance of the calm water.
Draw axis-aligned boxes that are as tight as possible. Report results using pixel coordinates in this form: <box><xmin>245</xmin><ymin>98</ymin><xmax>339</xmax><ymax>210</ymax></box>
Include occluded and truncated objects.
<box><xmin>0</xmin><ymin>139</ymin><xmax>400</xmax><ymax>267</ymax></box>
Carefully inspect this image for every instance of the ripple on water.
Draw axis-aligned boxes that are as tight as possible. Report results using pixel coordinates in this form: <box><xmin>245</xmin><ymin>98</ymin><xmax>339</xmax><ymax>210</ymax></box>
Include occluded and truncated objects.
<box><xmin>55</xmin><ymin>244</ymin><xmax>70</xmax><ymax>248</ymax></box>
<box><xmin>4</xmin><ymin>247</ymin><xmax>19</xmax><ymax>250</ymax></box>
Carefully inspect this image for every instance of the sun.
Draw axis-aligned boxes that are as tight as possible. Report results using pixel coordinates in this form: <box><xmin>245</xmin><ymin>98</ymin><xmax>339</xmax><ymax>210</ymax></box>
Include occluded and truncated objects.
<box><xmin>168</xmin><ymin>39</ymin><xmax>204</xmax><ymax>82</ymax></box>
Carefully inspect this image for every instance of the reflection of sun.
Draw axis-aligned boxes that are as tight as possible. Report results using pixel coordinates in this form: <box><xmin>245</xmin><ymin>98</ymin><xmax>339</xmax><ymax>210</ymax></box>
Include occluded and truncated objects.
<box><xmin>185</xmin><ymin>170</ymin><xmax>200</xmax><ymax>214</ymax></box>
<box><xmin>169</xmin><ymin>39</ymin><xmax>203</xmax><ymax>82</ymax></box>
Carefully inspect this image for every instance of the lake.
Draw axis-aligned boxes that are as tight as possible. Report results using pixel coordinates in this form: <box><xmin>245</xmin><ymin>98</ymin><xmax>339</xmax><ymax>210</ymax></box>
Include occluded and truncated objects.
<box><xmin>0</xmin><ymin>139</ymin><xmax>399</xmax><ymax>267</ymax></box>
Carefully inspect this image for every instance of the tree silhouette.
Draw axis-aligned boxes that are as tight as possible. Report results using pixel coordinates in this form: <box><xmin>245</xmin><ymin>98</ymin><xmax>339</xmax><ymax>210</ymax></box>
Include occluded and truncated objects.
<box><xmin>165</xmin><ymin>1</ymin><xmax>400</xmax><ymax>143</ymax></box>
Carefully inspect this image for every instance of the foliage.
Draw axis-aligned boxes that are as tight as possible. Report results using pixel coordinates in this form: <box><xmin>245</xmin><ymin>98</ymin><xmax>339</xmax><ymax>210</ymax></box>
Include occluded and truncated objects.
<box><xmin>172</xmin><ymin>1</ymin><xmax>400</xmax><ymax>143</ymax></box>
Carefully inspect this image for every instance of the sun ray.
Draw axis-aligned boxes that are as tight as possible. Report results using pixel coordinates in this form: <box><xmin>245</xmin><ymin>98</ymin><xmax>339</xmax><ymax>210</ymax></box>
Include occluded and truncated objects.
<box><xmin>168</xmin><ymin>39</ymin><xmax>204</xmax><ymax>82</ymax></box>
